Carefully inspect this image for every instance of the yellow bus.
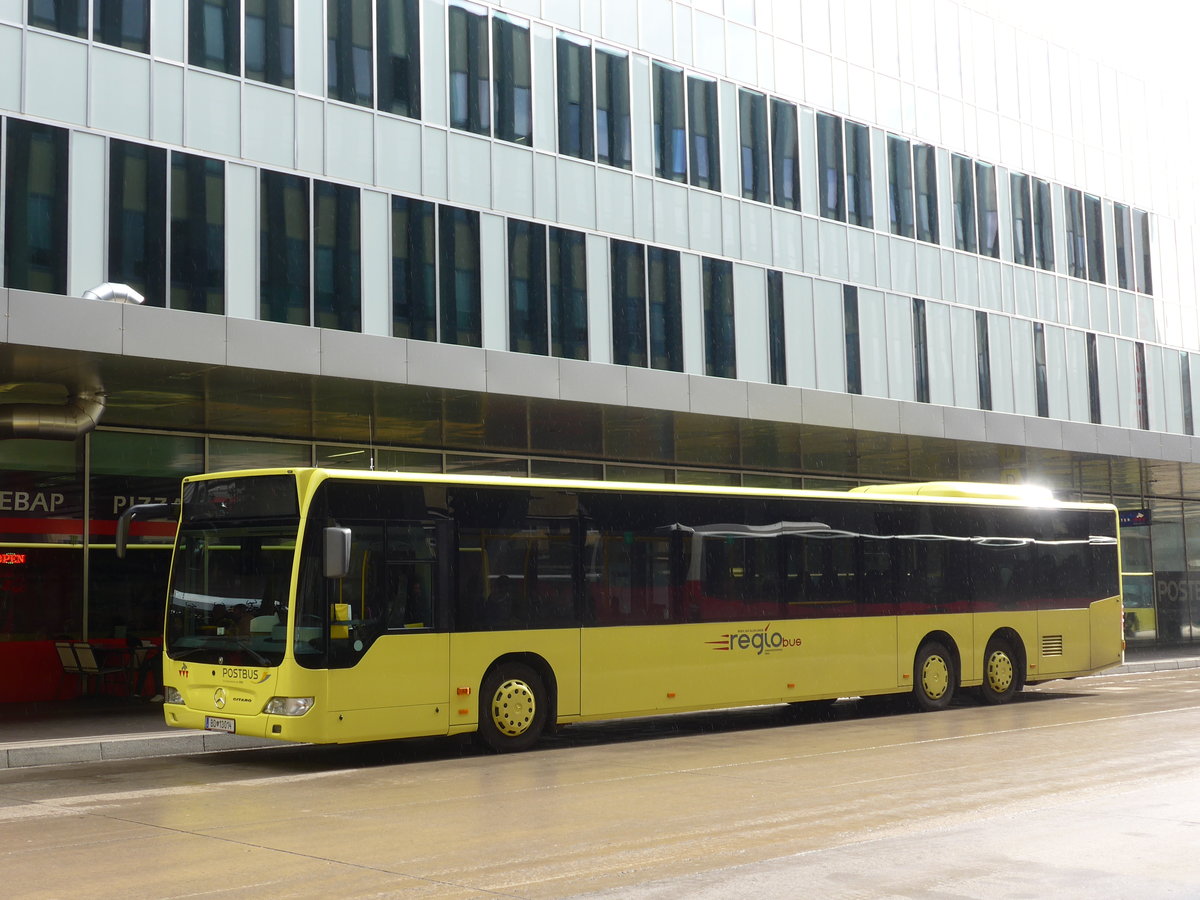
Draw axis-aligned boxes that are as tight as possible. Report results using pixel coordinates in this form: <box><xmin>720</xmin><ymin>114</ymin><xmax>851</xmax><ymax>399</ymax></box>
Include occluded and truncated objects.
<box><xmin>118</xmin><ymin>469</ymin><xmax>1123</xmax><ymax>751</ymax></box>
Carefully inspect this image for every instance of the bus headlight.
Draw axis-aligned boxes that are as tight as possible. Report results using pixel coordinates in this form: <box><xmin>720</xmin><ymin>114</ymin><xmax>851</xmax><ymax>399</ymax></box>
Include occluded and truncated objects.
<box><xmin>263</xmin><ymin>697</ymin><xmax>314</xmax><ymax>716</ymax></box>
<box><xmin>164</xmin><ymin>687</ymin><xmax>183</xmax><ymax>705</ymax></box>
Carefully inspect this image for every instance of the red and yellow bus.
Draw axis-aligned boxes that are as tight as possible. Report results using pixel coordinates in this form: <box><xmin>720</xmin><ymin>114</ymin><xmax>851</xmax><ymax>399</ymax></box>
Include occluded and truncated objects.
<box><xmin>120</xmin><ymin>469</ymin><xmax>1123</xmax><ymax>751</ymax></box>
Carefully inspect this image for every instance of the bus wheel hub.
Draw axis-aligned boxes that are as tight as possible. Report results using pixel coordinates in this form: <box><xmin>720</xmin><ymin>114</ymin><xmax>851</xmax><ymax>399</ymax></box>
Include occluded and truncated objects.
<box><xmin>922</xmin><ymin>655</ymin><xmax>949</xmax><ymax>700</ymax></box>
<box><xmin>491</xmin><ymin>678</ymin><xmax>536</xmax><ymax>736</ymax></box>
<box><xmin>987</xmin><ymin>652</ymin><xmax>1014</xmax><ymax>692</ymax></box>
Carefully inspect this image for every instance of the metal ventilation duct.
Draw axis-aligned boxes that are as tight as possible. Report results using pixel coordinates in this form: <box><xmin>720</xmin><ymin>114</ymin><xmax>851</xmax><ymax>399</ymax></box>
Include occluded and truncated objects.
<box><xmin>0</xmin><ymin>389</ymin><xmax>106</xmax><ymax>440</ymax></box>
<box><xmin>81</xmin><ymin>282</ymin><xmax>145</xmax><ymax>304</ymax></box>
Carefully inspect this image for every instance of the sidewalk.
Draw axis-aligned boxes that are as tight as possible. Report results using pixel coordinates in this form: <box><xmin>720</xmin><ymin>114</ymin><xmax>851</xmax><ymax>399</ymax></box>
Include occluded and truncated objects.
<box><xmin>2</xmin><ymin>645</ymin><xmax>1197</xmax><ymax>770</ymax></box>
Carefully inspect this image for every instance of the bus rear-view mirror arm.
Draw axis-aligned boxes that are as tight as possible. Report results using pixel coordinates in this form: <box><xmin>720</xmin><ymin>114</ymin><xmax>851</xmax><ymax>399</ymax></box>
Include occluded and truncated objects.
<box><xmin>115</xmin><ymin>502</ymin><xmax>176</xmax><ymax>558</ymax></box>
<box><xmin>324</xmin><ymin>526</ymin><xmax>352</xmax><ymax>579</ymax></box>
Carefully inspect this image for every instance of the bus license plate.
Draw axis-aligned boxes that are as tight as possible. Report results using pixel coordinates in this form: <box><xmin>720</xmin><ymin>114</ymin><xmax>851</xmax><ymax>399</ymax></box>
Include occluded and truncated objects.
<box><xmin>205</xmin><ymin>716</ymin><xmax>235</xmax><ymax>734</ymax></box>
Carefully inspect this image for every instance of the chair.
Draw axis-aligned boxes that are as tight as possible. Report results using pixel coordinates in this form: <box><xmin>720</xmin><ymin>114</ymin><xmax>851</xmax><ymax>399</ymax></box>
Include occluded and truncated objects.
<box><xmin>55</xmin><ymin>641</ymin><xmax>83</xmax><ymax>695</ymax></box>
<box><xmin>71</xmin><ymin>642</ymin><xmax>127</xmax><ymax>695</ymax></box>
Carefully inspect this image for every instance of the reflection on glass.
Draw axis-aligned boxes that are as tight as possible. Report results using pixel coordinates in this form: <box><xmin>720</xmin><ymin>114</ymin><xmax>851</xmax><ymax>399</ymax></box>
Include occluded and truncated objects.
<box><xmin>377</xmin><ymin>0</ymin><xmax>420</xmax><ymax>117</ymax></box>
<box><xmin>108</xmin><ymin>139</ymin><xmax>167</xmax><ymax>305</ymax></box>
<box><xmin>4</xmin><ymin>119</ymin><xmax>69</xmax><ymax>294</ymax></box>
<box><xmin>508</xmin><ymin>219</ymin><xmax>548</xmax><ymax>355</ymax></box>
<box><xmin>189</xmin><ymin>0</ymin><xmax>239</xmax><ymax>74</ymax></box>
<box><xmin>653</xmin><ymin>63</ymin><xmax>686</xmax><ymax>182</ymax></box>
<box><xmin>438</xmin><ymin>206</ymin><xmax>481</xmax><ymax>346</ymax></box>
<box><xmin>610</xmin><ymin>240</ymin><xmax>647</xmax><ymax>367</ymax></box>
<box><xmin>170</xmin><ymin>152</ymin><xmax>225</xmax><ymax>314</ymax></box>
<box><xmin>314</xmin><ymin>181</ymin><xmax>361</xmax><ymax>332</ymax></box>
<box><xmin>246</xmin><ymin>0</ymin><xmax>296</xmax><ymax>88</ymax></box>
<box><xmin>771</xmin><ymin>98</ymin><xmax>800</xmax><ymax>210</ymax></box>
<box><xmin>493</xmin><ymin>14</ymin><xmax>532</xmax><ymax>144</ymax></box>
<box><xmin>449</xmin><ymin>2</ymin><xmax>490</xmax><ymax>134</ymax></box>
<box><xmin>739</xmin><ymin>89</ymin><xmax>768</xmax><ymax>203</ymax></box>
<box><xmin>93</xmin><ymin>0</ymin><xmax>149</xmax><ymax>52</ymax></box>
<box><xmin>688</xmin><ymin>75</ymin><xmax>720</xmax><ymax>191</ymax></box>
<box><xmin>391</xmin><ymin>196</ymin><xmax>436</xmax><ymax>341</ymax></box>
<box><xmin>648</xmin><ymin>247</ymin><xmax>683</xmax><ymax>372</ymax></box>
<box><xmin>328</xmin><ymin>0</ymin><xmax>374</xmax><ymax>107</ymax></box>
<box><xmin>703</xmin><ymin>258</ymin><xmax>735</xmax><ymax>379</ymax></box>
<box><xmin>888</xmin><ymin>135</ymin><xmax>914</xmax><ymax>238</ymax></box>
<box><xmin>549</xmin><ymin>227</ymin><xmax>588</xmax><ymax>360</ymax></box>
<box><xmin>816</xmin><ymin>112</ymin><xmax>844</xmax><ymax>221</ymax></box>
<box><xmin>596</xmin><ymin>47</ymin><xmax>631</xmax><ymax>169</ymax></box>
<box><xmin>557</xmin><ymin>35</ymin><xmax>593</xmax><ymax>160</ymax></box>
<box><xmin>260</xmin><ymin>170</ymin><xmax>310</xmax><ymax>324</ymax></box>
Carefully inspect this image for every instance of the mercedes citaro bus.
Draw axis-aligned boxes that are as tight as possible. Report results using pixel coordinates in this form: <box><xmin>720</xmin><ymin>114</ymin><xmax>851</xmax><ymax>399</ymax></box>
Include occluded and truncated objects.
<box><xmin>118</xmin><ymin>469</ymin><xmax>1123</xmax><ymax>751</ymax></box>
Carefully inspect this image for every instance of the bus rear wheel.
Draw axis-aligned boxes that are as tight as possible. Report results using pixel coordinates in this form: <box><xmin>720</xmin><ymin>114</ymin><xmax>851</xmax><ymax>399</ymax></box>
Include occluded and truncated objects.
<box><xmin>477</xmin><ymin>662</ymin><xmax>548</xmax><ymax>753</ymax></box>
<box><xmin>980</xmin><ymin>638</ymin><xmax>1022</xmax><ymax>704</ymax></box>
<box><xmin>912</xmin><ymin>641</ymin><xmax>956</xmax><ymax>712</ymax></box>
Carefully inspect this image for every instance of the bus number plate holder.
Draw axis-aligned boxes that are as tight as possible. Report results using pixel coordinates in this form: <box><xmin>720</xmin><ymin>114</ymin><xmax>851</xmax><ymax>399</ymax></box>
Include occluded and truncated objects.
<box><xmin>205</xmin><ymin>716</ymin><xmax>235</xmax><ymax>734</ymax></box>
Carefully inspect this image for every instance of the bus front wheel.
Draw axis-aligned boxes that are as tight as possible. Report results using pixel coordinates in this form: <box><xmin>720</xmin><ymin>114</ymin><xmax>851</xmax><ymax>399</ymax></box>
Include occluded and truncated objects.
<box><xmin>979</xmin><ymin>637</ymin><xmax>1023</xmax><ymax>704</ymax></box>
<box><xmin>912</xmin><ymin>641</ymin><xmax>956</xmax><ymax>712</ymax></box>
<box><xmin>477</xmin><ymin>662</ymin><xmax>548</xmax><ymax>752</ymax></box>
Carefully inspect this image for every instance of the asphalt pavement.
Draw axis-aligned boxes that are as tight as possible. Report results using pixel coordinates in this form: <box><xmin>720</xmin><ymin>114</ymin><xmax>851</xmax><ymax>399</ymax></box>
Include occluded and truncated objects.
<box><xmin>1</xmin><ymin>643</ymin><xmax>1197</xmax><ymax>770</ymax></box>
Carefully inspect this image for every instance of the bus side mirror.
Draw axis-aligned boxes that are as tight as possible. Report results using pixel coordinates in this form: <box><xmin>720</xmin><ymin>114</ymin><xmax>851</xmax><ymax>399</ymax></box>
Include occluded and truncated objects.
<box><xmin>323</xmin><ymin>526</ymin><xmax>351</xmax><ymax>578</ymax></box>
<box><xmin>116</xmin><ymin>502</ymin><xmax>175</xmax><ymax>559</ymax></box>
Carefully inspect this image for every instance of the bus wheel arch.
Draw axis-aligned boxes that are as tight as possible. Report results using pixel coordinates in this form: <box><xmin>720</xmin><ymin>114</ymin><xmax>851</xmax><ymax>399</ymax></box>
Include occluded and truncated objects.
<box><xmin>476</xmin><ymin>653</ymin><xmax>556</xmax><ymax>752</ymax></box>
<box><xmin>911</xmin><ymin>633</ymin><xmax>959</xmax><ymax>712</ymax></box>
<box><xmin>979</xmin><ymin>629</ymin><xmax>1026</xmax><ymax>705</ymax></box>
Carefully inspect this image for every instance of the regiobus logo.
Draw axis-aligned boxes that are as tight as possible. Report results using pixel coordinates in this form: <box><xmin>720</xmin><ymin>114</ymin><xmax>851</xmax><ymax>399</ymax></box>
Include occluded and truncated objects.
<box><xmin>707</xmin><ymin>623</ymin><xmax>802</xmax><ymax>656</ymax></box>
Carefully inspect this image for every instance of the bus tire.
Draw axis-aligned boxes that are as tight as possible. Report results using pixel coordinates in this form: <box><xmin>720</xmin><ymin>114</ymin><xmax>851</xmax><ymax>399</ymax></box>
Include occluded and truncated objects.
<box><xmin>912</xmin><ymin>640</ymin><xmax>956</xmax><ymax>712</ymax></box>
<box><xmin>980</xmin><ymin>637</ymin><xmax>1022</xmax><ymax>705</ymax></box>
<box><xmin>477</xmin><ymin>662</ymin><xmax>548</xmax><ymax>753</ymax></box>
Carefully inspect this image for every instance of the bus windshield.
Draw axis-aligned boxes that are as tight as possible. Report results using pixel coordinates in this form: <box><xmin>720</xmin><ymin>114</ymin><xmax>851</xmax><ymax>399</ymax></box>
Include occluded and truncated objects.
<box><xmin>165</xmin><ymin>476</ymin><xmax>299</xmax><ymax>667</ymax></box>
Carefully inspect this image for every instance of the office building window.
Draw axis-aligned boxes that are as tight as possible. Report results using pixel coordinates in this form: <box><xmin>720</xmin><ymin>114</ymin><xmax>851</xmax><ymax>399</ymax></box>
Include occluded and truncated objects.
<box><xmin>816</xmin><ymin>113</ymin><xmax>844</xmax><ymax>221</ymax></box>
<box><xmin>1011</xmin><ymin>172</ymin><xmax>1033</xmax><ymax>267</ymax></box>
<box><xmin>30</xmin><ymin>0</ymin><xmax>148</xmax><ymax>51</ymax></box>
<box><xmin>439</xmin><ymin>206</ymin><xmax>482</xmax><ymax>346</ymax></box>
<box><xmin>1135</xmin><ymin>342</ymin><xmax>1149</xmax><ymax>430</ymax></box>
<box><xmin>611</xmin><ymin>240</ymin><xmax>647</xmax><ymax>367</ymax></box>
<box><xmin>314</xmin><ymin>181</ymin><xmax>361</xmax><ymax>332</ymax></box>
<box><xmin>508</xmin><ymin>219</ymin><xmax>548</xmax><ymax>355</ymax></box>
<box><xmin>549</xmin><ymin>227</ymin><xmax>588</xmax><ymax>360</ymax></box>
<box><xmin>647</xmin><ymin>247</ymin><xmax>683</xmax><ymax>371</ymax></box>
<box><xmin>1085</xmin><ymin>332</ymin><xmax>1101</xmax><ymax>424</ymax></box>
<box><xmin>493</xmin><ymin>13</ymin><xmax>532</xmax><ymax>145</ymax></box>
<box><xmin>739</xmin><ymin>88</ymin><xmax>769</xmax><ymax>203</ymax></box>
<box><xmin>888</xmin><ymin>136</ymin><xmax>914</xmax><ymax>239</ymax></box>
<box><xmin>245</xmin><ymin>0</ymin><xmax>295</xmax><ymax>88</ymax></box>
<box><xmin>767</xmin><ymin>270</ymin><xmax>786</xmax><ymax>385</ymax></box>
<box><xmin>260</xmin><ymin>170</ymin><xmax>310</xmax><ymax>325</ymax></box>
<box><xmin>975</xmin><ymin>162</ymin><xmax>998</xmax><ymax>258</ymax></box>
<box><xmin>913</xmin><ymin>143</ymin><xmax>938</xmax><ymax>244</ymax></box>
<box><xmin>1033</xmin><ymin>322</ymin><xmax>1049</xmax><ymax>418</ymax></box>
<box><xmin>844</xmin><ymin>285</ymin><xmax>861</xmax><ymax>395</ymax></box>
<box><xmin>702</xmin><ymin>258</ymin><xmax>735</xmax><ymax>379</ymax></box>
<box><xmin>448</xmin><ymin>1</ymin><xmax>489</xmax><ymax>135</ymax></box>
<box><xmin>1032</xmin><ymin>177</ymin><xmax>1054</xmax><ymax>271</ymax></box>
<box><xmin>688</xmin><ymin>75</ymin><xmax>720</xmax><ymax>191</ymax></box>
<box><xmin>975</xmin><ymin>311</ymin><xmax>992</xmax><ymax>411</ymax></box>
<box><xmin>595</xmin><ymin>47</ymin><xmax>631</xmax><ymax>170</ymax></box>
<box><xmin>771</xmin><ymin>98</ymin><xmax>800</xmax><ymax>210</ymax></box>
<box><xmin>653</xmin><ymin>63</ymin><xmax>686</xmax><ymax>182</ymax></box>
<box><xmin>952</xmin><ymin>154</ymin><xmax>976</xmax><ymax>253</ymax></box>
<box><xmin>29</xmin><ymin>0</ymin><xmax>87</xmax><ymax>37</ymax></box>
<box><xmin>1114</xmin><ymin>202</ymin><xmax>1134</xmax><ymax>291</ymax></box>
<box><xmin>557</xmin><ymin>34</ymin><xmax>593</xmax><ymax>161</ymax></box>
<box><xmin>845</xmin><ymin>121</ymin><xmax>872</xmax><ymax>228</ymax></box>
<box><xmin>189</xmin><ymin>0</ymin><xmax>238</xmax><ymax>74</ymax></box>
<box><xmin>1133</xmin><ymin>208</ymin><xmax>1152</xmax><ymax>294</ymax></box>
<box><xmin>4</xmin><ymin>119</ymin><xmax>69</xmax><ymax>295</ymax></box>
<box><xmin>377</xmin><ymin>0</ymin><xmax>420</xmax><ymax>118</ymax></box>
<box><xmin>1064</xmin><ymin>188</ymin><xmax>1086</xmax><ymax>279</ymax></box>
<box><xmin>328</xmin><ymin>0</ymin><xmax>373</xmax><ymax>107</ymax></box>
<box><xmin>1084</xmin><ymin>193</ymin><xmax>1105</xmax><ymax>284</ymax></box>
<box><xmin>1182</xmin><ymin>352</ymin><xmax>1193</xmax><ymax>436</ymax></box>
<box><xmin>913</xmin><ymin>298</ymin><xmax>930</xmax><ymax>403</ymax></box>
<box><xmin>108</xmin><ymin>139</ymin><xmax>166</xmax><ymax>305</ymax></box>
<box><xmin>170</xmin><ymin>152</ymin><xmax>225</xmax><ymax>315</ymax></box>
<box><xmin>390</xmin><ymin>195</ymin><xmax>436</xmax><ymax>342</ymax></box>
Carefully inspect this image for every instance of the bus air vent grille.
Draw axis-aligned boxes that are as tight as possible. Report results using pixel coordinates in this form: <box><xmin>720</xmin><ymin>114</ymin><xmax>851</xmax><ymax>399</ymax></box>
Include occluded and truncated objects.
<box><xmin>1042</xmin><ymin>635</ymin><xmax>1064</xmax><ymax>657</ymax></box>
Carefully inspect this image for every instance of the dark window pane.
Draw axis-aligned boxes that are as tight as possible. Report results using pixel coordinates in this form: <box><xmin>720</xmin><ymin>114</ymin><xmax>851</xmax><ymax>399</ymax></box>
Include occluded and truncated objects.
<box><xmin>738</xmin><ymin>89</ymin><xmax>768</xmax><ymax>203</ymax></box>
<box><xmin>888</xmin><ymin>135</ymin><xmax>914</xmax><ymax>238</ymax></box>
<box><xmin>975</xmin><ymin>162</ymin><xmax>998</xmax><ymax>258</ymax></box>
<box><xmin>246</xmin><ymin>0</ymin><xmax>295</xmax><ymax>88</ymax></box>
<box><xmin>1085</xmin><ymin>332</ymin><xmax>1101</xmax><ymax>424</ymax></box>
<box><xmin>1084</xmin><ymin>193</ymin><xmax>1105</xmax><ymax>284</ymax></box>
<box><xmin>4</xmin><ymin>119</ymin><xmax>69</xmax><ymax>294</ymax></box>
<box><xmin>108</xmin><ymin>140</ymin><xmax>167</xmax><ymax>305</ymax></box>
<box><xmin>449</xmin><ymin>2</ymin><xmax>489</xmax><ymax>134</ymax></box>
<box><xmin>508</xmin><ymin>219</ymin><xmax>548</xmax><ymax>355</ymax></box>
<box><xmin>493</xmin><ymin>14</ymin><xmax>532</xmax><ymax>144</ymax></box>
<box><xmin>610</xmin><ymin>240</ymin><xmax>646</xmax><ymax>367</ymax></box>
<box><xmin>648</xmin><ymin>247</ymin><xmax>683</xmax><ymax>372</ymax></box>
<box><xmin>1033</xmin><ymin>177</ymin><xmax>1054</xmax><ymax>271</ymax></box>
<box><xmin>1113</xmin><ymin>202</ymin><xmax>1133</xmax><ymax>290</ymax></box>
<box><xmin>976</xmin><ymin>311</ymin><xmax>992</xmax><ymax>411</ymax></box>
<box><xmin>93</xmin><ymin>0</ymin><xmax>149</xmax><ymax>52</ymax></box>
<box><xmin>328</xmin><ymin>0</ymin><xmax>374</xmax><ymax>107</ymax></box>
<box><xmin>314</xmin><ymin>181</ymin><xmax>361</xmax><ymax>332</ymax></box>
<box><xmin>816</xmin><ymin>112</ymin><xmax>844</xmax><ymax>221</ymax></box>
<box><xmin>767</xmin><ymin>270</ymin><xmax>786</xmax><ymax>385</ymax></box>
<box><xmin>1181</xmin><ymin>352</ymin><xmax>1193</xmax><ymax>436</ymax></box>
<box><xmin>549</xmin><ymin>226</ymin><xmax>588</xmax><ymax>359</ymax></box>
<box><xmin>845</xmin><ymin>120</ymin><xmax>872</xmax><ymax>228</ymax></box>
<box><xmin>189</xmin><ymin>0</ymin><xmax>239</xmax><ymax>74</ymax></box>
<box><xmin>557</xmin><ymin>35</ymin><xmax>593</xmax><ymax>160</ymax></box>
<box><xmin>1133</xmin><ymin>208</ymin><xmax>1152</xmax><ymax>294</ymax></box>
<box><xmin>687</xmin><ymin>75</ymin><xmax>720</xmax><ymax>191</ymax></box>
<box><xmin>377</xmin><ymin>0</ymin><xmax>420</xmax><ymax>117</ymax></box>
<box><xmin>770</xmin><ymin>98</ymin><xmax>799</xmax><ymax>210</ymax></box>
<box><xmin>913</xmin><ymin>297</ymin><xmax>929</xmax><ymax>403</ymax></box>
<box><xmin>1064</xmin><ymin>187</ymin><xmax>1086</xmax><ymax>278</ymax></box>
<box><xmin>259</xmin><ymin>170</ymin><xmax>310</xmax><ymax>325</ymax></box>
<box><xmin>913</xmin><ymin>143</ymin><xmax>938</xmax><ymax>243</ymax></box>
<box><xmin>952</xmin><ymin>153</ymin><xmax>976</xmax><ymax>253</ymax></box>
<box><xmin>653</xmin><ymin>63</ymin><xmax>686</xmax><ymax>182</ymax></box>
<box><xmin>1011</xmin><ymin>172</ymin><xmax>1033</xmax><ymax>267</ymax></box>
<box><xmin>170</xmin><ymin>151</ymin><xmax>225</xmax><ymax>314</ymax></box>
<box><xmin>703</xmin><ymin>258</ymin><xmax>735</xmax><ymax>378</ymax></box>
<box><xmin>391</xmin><ymin>195</ymin><xmax>436</xmax><ymax>341</ymax></box>
<box><xmin>595</xmin><ymin>48</ymin><xmax>631</xmax><ymax>169</ymax></box>
<box><xmin>1033</xmin><ymin>322</ymin><xmax>1048</xmax><ymax>417</ymax></box>
<box><xmin>844</xmin><ymin>285</ymin><xmax>860</xmax><ymax>394</ymax></box>
<box><xmin>1135</xmin><ymin>342</ymin><xmax>1149</xmax><ymax>430</ymax></box>
<box><xmin>438</xmin><ymin>206</ymin><xmax>481</xmax><ymax>346</ymax></box>
<box><xmin>29</xmin><ymin>0</ymin><xmax>87</xmax><ymax>37</ymax></box>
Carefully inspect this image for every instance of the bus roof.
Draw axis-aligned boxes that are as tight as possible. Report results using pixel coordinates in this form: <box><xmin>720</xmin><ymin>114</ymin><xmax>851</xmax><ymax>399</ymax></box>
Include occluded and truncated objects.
<box><xmin>849</xmin><ymin>481</ymin><xmax>1056</xmax><ymax>503</ymax></box>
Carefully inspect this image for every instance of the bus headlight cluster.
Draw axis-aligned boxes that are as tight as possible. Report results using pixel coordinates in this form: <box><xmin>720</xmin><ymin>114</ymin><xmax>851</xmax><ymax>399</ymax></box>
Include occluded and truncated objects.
<box><xmin>263</xmin><ymin>697</ymin><xmax>314</xmax><ymax>716</ymax></box>
<box><xmin>163</xmin><ymin>687</ymin><xmax>183</xmax><ymax>705</ymax></box>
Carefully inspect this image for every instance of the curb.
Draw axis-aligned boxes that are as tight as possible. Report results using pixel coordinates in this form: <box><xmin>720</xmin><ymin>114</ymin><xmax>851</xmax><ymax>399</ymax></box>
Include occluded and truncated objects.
<box><xmin>0</xmin><ymin>729</ymin><xmax>278</xmax><ymax>770</ymax></box>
